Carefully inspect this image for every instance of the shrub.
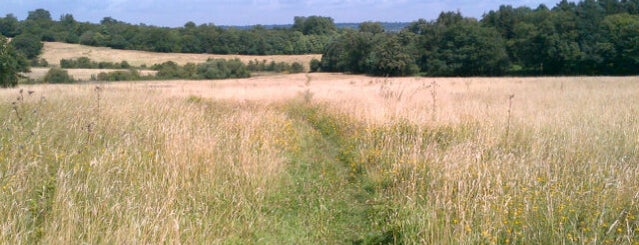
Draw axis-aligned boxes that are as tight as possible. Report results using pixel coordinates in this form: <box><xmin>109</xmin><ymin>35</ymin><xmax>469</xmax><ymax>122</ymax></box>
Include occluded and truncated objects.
<box><xmin>60</xmin><ymin>57</ymin><xmax>132</xmax><ymax>69</ymax></box>
<box><xmin>309</xmin><ymin>58</ymin><xmax>321</xmax><ymax>72</ymax></box>
<box><xmin>197</xmin><ymin>58</ymin><xmax>250</xmax><ymax>79</ymax></box>
<box><xmin>154</xmin><ymin>61</ymin><xmax>181</xmax><ymax>79</ymax></box>
<box><xmin>95</xmin><ymin>70</ymin><xmax>142</xmax><ymax>81</ymax></box>
<box><xmin>247</xmin><ymin>59</ymin><xmax>306</xmax><ymax>73</ymax></box>
<box><xmin>30</xmin><ymin>58</ymin><xmax>48</xmax><ymax>67</ymax></box>
<box><xmin>44</xmin><ymin>68</ymin><xmax>75</xmax><ymax>83</ymax></box>
<box><xmin>290</xmin><ymin>62</ymin><xmax>305</xmax><ymax>73</ymax></box>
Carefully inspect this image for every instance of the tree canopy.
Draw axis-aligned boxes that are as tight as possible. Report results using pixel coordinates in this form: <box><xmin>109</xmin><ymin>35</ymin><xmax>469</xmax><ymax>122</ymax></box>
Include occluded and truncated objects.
<box><xmin>322</xmin><ymin>0</ymin><xmax>639</xmax><ymax>76</ymax></box>
<box><xmin>0</xmin><ymin>35</ymin><xmax>29</xmax><ymax>87</ymax></box>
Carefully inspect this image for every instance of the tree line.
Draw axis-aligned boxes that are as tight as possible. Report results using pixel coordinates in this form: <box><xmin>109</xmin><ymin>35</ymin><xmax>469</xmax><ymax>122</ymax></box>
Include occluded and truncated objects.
<box><xmin>0</xmin><ymin>10</ymin><xmax>333</xmax><ymax>55</ymax></box>
<box><xmin>320</xmin><ymin>0</ymin><xmax>639</xmax><ymax>76</ymax></box>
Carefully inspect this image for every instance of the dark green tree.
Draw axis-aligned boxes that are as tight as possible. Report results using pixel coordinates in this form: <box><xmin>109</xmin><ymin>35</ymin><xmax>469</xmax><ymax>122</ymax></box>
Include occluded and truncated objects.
<box><xmin>365</xmin><ymin>34</ymin><xmax>418</xmax><ymax>76</ymax></box>
<box><xmin>11</xmin><ymin>34</ymin><xmax>43</xmax><ymax>59</ymax></box>
<box><xmin>359</xmin><ymin>21</ymin><xmax>385</xmax><ymax>34</ymax></box>
<box><xmin>601</xmin><ymin>13</ymin><xmax>639</xmax><ymax>74</ymax></box>
<box><xmin>23</xmin><ymin>9</ymin><xmax>55</xmax><ymax>41</ymax></box>
<box><xmin>26</xmin><ymin>9</ymin><xmax>52</xmax><ymax>21</ymax></box>
<box><xmin>79</xmin><ymin>30</ymin><xmax>106</xmax><ymax>46</ymax></box>
<box><xmin>292</xmin><ymin>16</ymin><xmax>337</xmax><ymax>35</ymax></box>
<box><xmin>0</xmin><ymin>14</ymin><xmax>20</xmax><ymax>37</ymax></box>
<box><xmin>0</xmin><ymin>36</ymin><xmax>29</xmax><ymax>87</ymax></box>
<box><xmin>424</xmin><ymin>19</ymin><xmax>510</xmax><ymax>76</ymax></box>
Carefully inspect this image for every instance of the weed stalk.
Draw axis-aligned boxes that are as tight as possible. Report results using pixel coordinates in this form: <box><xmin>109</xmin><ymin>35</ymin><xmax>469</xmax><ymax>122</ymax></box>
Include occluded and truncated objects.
<box><xmin>12</xmin><ymin>101</ymin><xmax>22</xmax><ymax>121</ymax></box>
<box><xmin>505</xmin><ymin>94</ymin><xmax>515</xmax><ymax>142</ymax></box>
<box><xmin>430</xmin><ymin>81</ymin><xmax>438</xmax><ymax>122</ymax></box>
<box><xmin>95</xmin><ymin>85</ymin><xmax>102</xmax><ymax>123</ymax></box>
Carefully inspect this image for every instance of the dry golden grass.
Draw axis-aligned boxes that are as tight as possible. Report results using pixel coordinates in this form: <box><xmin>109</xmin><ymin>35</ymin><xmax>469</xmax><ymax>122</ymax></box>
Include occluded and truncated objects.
<box><xmin>40</xmin><ymin>42</ymin><xmax>321</xmax><ymax>68</ymax></box>
<box><xmin>2</xmin><ymin>74</ymin><xmax>638</xmax><ymax>243</ymax></box>
<box><xmin>0</xmin><ymin>83</ymin><xmax>292</xmax><ymax>243</ymax></box>
<box><xmin>117</xmin><ymin>74</ymin><xmax>639</xmax><ymax>125</ymax></box>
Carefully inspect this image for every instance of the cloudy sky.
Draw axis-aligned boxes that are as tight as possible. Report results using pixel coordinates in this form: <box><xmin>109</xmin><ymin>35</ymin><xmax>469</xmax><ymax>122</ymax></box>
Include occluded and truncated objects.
<box><xmin>2</xmin><ymin>0</ymin><xmax>559</xmax><ymax>27</ymax></box>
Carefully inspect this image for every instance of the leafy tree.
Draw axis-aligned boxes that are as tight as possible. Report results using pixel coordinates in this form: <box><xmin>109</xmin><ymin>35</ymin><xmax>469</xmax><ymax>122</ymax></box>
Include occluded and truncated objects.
<box><xmin>27</xmin><ymin>9</ymin><xmax>52</xmax><ymax>21</ymax></box>
<box><xmin>11</xmin><ymin>34</ymin><xmax>43</xmax><ymax>59</ymax></box>
<box><xmin>180</xmin><ymin>34</ymin><xmax>203</xmax><ymax>53</ymax></box>
<box><xmin>365</xmin><ymin>34</ymin><xmax>418</xmax><ymax>76</ymax></box>
<box><xmin>574</xmin><ymin>0</ymin><xmax>607</xmax><ymax>74</ymax></box>
<box><xmin>79</xmin><ymin>31</ymin><xmax>106</xmax><ymax>46</ymax></box>
<box><xmin>0</xmin><ymin>14</ymin><xmax>20</xmax><ymax>37</ymax></box>
<box><xmin>322</xmin><ymin>31</ymin><xmax>418</xmax><ymax>76</ymax></box>
<box><xmin>435</xmin><ymin>11</ymin><xmax>464</xmax><ymax>27</ymax></box>
<box><xmin>108</xmin><ymin>34</ymin><xmax>129</xmax><ymax>49</ymax></box>
<box><xmin>359</xmin><ymin>21</ymin><xmax>385</xmax><ymax>34</ymax></box>
<box><xmin>601</xmin><ymin>13</ymin><xmax>639</xmax><ymax>74</ymax></box>
<box><xmin>0</xmin><ymin>36</ymin><xmax>29</xmax><ymax>87</ymax></box>
<box><xmin>292</xmin><ymin>16</ymin><xmax>337</xmax><ymax>35</ymax></box>
<box><xmin>405</xmin><ymin>19</ymin><xmax>430</xmax><ymax>35</ymax></box>
<box><xmin>22</xmin><ymin>9</ymin><xmax>55</xmax><ymax>41</ymax></box>
<box><xmin>424</xmin><ymin>19</ymin><xmax>510</xmax><ymax>76</ymax></box>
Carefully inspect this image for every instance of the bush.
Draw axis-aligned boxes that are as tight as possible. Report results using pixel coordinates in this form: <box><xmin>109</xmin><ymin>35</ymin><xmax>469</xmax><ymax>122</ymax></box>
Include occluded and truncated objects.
<box><xmin>290</xmin><ymin>62</ymin><xmax>305</xmax><ymax>73</ymax></box>
<box><xmin>95</xmin><ymin>69</ymin><xmax>142</xmax><ymax>81</ymax></box>
<box><xmin>30</xmin><ymin>58</ymin><xmax>48</xmax><ymax>67</ymax></box>
<box><xmin>60</xmin><ymin>57</ymin><xmax>131</xmax><ymax>69</ymax></box>
<box><xmin>197</xmin><ymin>58</ymin><xmax>250</xmax><ymax>79</ymax></box>
<box><xmin>247</xmin><ymin>59</ymin><xmax>306</xmax><ymax>73</ymax></box>
<box><xmin>154</xmin><ymin>59</ymin><xmax>250</xmax><ymax>80</ymax></box>
<box><xmin>153</xmin><ymin>61</ymin><xmax>181</xmax><ymax>79</ymax></box>
<box><xmin>309</xmin><ymin>58</ymin><xmax>321</xmax><ymax>72</ymax></box>
<box><xmin>44</xmin><ymin>68</ymin><xmax>75</xmax><ymax>83</ymax></box>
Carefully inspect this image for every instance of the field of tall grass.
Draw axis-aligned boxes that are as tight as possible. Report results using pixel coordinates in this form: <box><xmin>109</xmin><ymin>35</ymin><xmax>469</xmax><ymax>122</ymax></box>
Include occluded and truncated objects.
<box><xmin>1</xmin><ymin>75</ymin><xmax>637</xmax><ymax>244</ymax></box>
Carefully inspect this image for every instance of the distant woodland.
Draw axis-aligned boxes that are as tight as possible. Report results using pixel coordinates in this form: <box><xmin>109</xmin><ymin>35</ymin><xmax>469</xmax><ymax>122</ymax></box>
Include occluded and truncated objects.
<box><xmin>1</xmin><ymin>0</ymin><xmax>638</xmax><ymax>76</ymax></box>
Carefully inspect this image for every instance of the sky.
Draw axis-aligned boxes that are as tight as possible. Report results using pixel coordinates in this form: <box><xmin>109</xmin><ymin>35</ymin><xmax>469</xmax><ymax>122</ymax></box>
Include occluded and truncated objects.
<box><xmin>1</xmin><ymin>0</ymin><xmax>560</xmax><ymax>27</ymax></box>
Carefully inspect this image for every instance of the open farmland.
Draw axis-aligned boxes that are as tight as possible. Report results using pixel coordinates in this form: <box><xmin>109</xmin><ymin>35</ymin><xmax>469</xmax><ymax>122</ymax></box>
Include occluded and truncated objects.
<box><xmin>40</xmin><ymin>42</ymin><xmax>321</xmax><ymax>68</ymax></box>
<box><xmin>26</xmin><ymin>67</ymin><xmax>158</xmax><ymax>81</ymax></box>
<box><xmin>1</xmin><ymin>74</ymin><xmax>638</xmax><ymax>243</ymax></box>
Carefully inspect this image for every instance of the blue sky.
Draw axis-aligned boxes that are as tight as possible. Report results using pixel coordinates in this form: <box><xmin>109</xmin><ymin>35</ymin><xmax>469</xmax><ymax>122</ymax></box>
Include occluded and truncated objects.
<box><xmin>2</xmin><ymin>0</ymin><xmax>560</xmax><ymax>27</ymax></box>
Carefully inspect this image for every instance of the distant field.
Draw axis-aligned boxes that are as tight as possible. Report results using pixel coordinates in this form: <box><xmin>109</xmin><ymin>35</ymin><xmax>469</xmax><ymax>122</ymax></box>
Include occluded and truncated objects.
<box><xmin>1</xmin><ymin>74</ymin><xmax>638</xmax><ymax>243</ymax></box>
<box><xmin>27</xmin><ymin>67</ymin><xmax>158</xmax><ymax>81</ymax></box>
<box><xmin>40</xmin><ymin>42</ymin><xmax>321</xmax><ymax>68</ymax></box>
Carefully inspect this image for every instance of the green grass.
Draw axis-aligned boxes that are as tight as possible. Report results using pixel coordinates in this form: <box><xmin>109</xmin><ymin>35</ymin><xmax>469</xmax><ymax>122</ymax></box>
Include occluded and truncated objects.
<box><xmin>1</xmin><ymin>81</ymin><xmax>638</xmax><ymax>244</ymax></box>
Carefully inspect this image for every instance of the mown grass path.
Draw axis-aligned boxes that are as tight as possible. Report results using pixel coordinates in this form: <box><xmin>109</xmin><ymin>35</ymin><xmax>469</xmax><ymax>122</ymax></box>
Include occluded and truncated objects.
<box><xmin>261</xmin><ymin>101</ymin><xmax>397</xmax><ymax>244</ymax></box>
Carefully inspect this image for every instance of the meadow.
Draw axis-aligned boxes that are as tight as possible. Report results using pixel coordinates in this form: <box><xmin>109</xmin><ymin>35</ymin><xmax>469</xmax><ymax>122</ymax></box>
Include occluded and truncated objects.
<box><xmin>40</xmin><ymin>42</ymin><xmax>321</xmax><ymax>69</ymax></box>
<box><xmin>1</xmin><ymin>72</ymin><xmax>637</xmax><ymax>244</ymax></box>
